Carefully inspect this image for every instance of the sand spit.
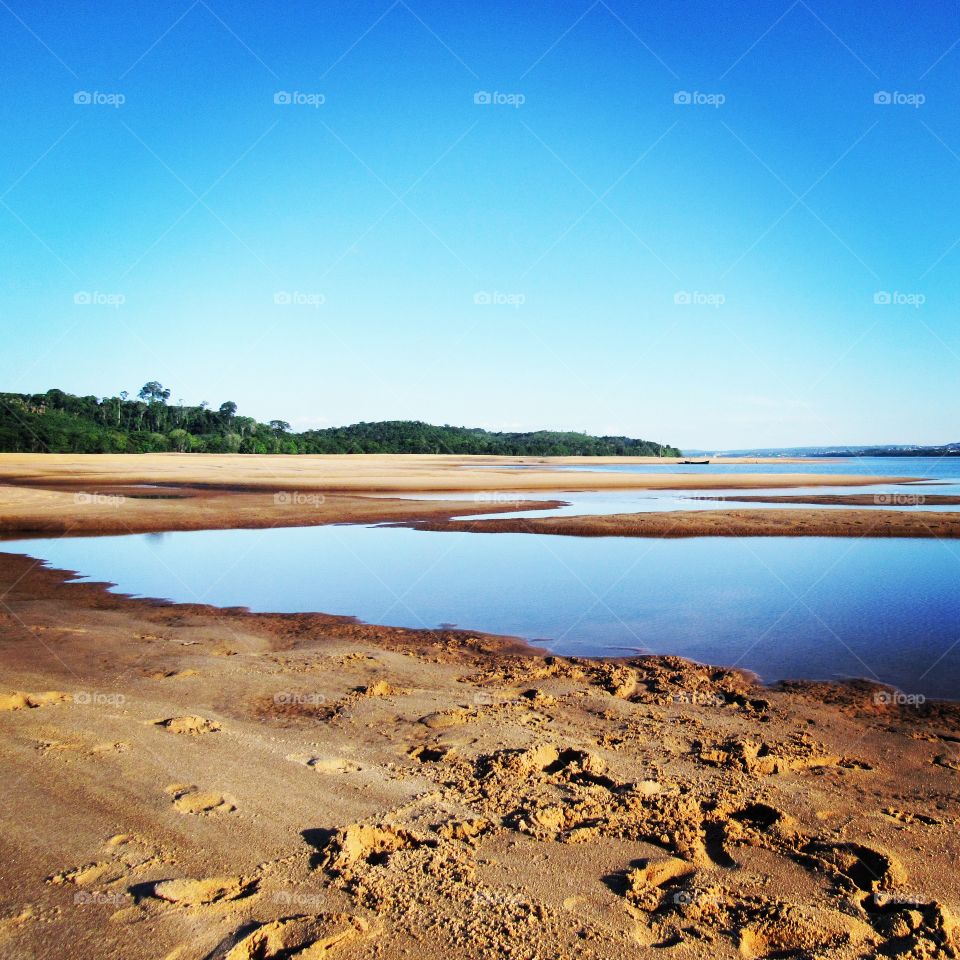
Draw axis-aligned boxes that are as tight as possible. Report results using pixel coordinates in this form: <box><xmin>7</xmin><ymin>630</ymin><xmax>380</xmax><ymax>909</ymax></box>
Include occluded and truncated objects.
<box><xmin>0</xmin><ymin>552</ymin><xmax>958</xmax><ymax>959</ymax></box>
<box><xmin>0</xmin><ymin>451</ymin><xmax>920</xmax><ymax>493</ymax></box>
<box><xmin>0</xmin><ymin>484</ymin><xmax>561</xmax><ymax>538</ymax></box>
<box><xmin>414</xmin><ymin>508</ymin><xmax>960</xmax><ymax>539</ymax></box>
<box><xmin>0</xmin><ymin>452</ymin><xmax>929</xmax><ymax>539</ymax></box>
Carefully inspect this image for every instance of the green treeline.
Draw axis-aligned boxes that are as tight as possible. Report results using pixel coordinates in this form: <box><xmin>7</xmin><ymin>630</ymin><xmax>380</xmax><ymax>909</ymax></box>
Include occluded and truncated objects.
<box><xmin>0</xmin><ymin>383</ymin><xmax>681</xmax><ymax>457</ymax></box>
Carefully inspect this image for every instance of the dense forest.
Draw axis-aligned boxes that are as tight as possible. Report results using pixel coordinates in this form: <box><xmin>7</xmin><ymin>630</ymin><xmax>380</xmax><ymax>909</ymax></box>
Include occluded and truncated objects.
<box><xmin>0</xmin><ymin>384</ymin><xmax>681</xmax><ymax>457</ymax></box>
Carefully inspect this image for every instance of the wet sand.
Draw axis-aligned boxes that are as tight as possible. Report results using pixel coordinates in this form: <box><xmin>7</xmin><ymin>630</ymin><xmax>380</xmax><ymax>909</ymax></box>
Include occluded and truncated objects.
<box><xmin>694</xmin><ymin>494</ymin><xmax>960</xmax><ymax>507</ymax></box>
<box><xmin>0</xmin><ymin>552</ymin><xmax>959</xmax><ymax>960</ymax></box>
<box><xmin>414</xmin><ymin>508</ymin><xmax>960</xmax><ymax>539</ymax></box>
<box><xmin>0</xmin><ymin>484</ymin><xmax>560</xmax><ymax>538</ymax></box>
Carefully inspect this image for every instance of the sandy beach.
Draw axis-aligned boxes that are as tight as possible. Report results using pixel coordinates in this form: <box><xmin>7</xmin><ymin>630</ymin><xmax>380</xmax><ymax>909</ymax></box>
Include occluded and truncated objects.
<box><xmin>7</xmin><ymin>0</ymin><xmax>955</xmax><ymax>953</ymax></box>
<box><xmin>2</xmin><ymin>454</ymin><xmax>959</xmax><ymax>959</ymax></box>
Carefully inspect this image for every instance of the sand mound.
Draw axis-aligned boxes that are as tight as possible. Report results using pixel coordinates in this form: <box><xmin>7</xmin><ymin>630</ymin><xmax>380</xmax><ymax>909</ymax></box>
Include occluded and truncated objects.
<box><xmin>354</xmin><ymin>680</ymin><xmax>395</xmax><ymax>697</ymax></box>
<box><xmin>320</xmin><ymin>823</ymin><xmax>432</xmax><ymax>874</ymax></box>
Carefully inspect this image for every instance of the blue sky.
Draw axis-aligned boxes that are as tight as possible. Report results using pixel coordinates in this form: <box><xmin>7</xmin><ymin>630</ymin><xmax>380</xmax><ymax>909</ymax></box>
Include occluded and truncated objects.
<box><xmin>1</xmin><ymin>0</ymin><xmax>958</xmax><ymax>448</ymax></box>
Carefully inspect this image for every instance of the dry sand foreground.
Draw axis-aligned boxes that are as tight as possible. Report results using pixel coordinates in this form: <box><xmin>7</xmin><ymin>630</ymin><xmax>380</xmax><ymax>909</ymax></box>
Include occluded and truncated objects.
<box><xmin>0</xmin><ymin>553</ymin><xmax>958</xmax><ymax>960</ymax></box>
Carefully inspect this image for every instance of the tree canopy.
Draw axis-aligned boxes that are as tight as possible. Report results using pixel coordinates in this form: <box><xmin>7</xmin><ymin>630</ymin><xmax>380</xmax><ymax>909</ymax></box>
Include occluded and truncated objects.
<box><xmin>0</xmin><ymin>384</ymin><xmax>682</xmax><ymax>457</ymax></box>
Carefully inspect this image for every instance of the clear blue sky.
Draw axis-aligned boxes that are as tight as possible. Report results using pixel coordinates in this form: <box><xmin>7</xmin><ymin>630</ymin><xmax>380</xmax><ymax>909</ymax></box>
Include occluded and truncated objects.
<box><xmin>1</xmin><ymin>0</ymin><xmax>958</xmax><ymax>448</ymax></box>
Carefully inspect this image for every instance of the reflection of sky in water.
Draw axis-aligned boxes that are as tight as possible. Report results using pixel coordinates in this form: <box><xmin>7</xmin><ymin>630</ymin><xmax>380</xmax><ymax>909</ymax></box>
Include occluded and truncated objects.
<box><xmin>5</xmin><ymin>523</ymin><xmax>960</xmax><ymax>700</ymax></box>
<box><xmin>397</xmin><ymin>481</ymin><xmax>960</xmax><ymax>520</ymax></box>
<box><xmin>480</xmin><ymin>457</ymin><xmax>960</xmax><ymax>480</ymax></box>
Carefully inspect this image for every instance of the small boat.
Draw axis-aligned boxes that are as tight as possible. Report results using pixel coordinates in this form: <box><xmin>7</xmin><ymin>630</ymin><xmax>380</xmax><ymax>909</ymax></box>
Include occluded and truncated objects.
<box><xmin>680</xmin><ymin>459</ymin><xmax>710</xmax><ymax>465</ymax></box>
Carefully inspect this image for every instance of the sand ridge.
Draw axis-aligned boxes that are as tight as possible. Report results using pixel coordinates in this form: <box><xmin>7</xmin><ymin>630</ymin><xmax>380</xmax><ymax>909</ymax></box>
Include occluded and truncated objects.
<box><xmin>414</xmin><ymin>508</ymin><xmax>960</xmax><ymax>539</ymax></box>
<box><xmin>0</xmin><ymin>451</ymin><xmax>920</xmax><ymax>495</ymax></box>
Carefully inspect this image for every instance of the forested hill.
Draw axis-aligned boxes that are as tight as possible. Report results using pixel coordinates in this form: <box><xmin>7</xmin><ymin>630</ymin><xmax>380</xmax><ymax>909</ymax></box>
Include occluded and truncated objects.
<box><xmin>0</xmin><ymin>384</ymin><xmax>681</xmax><ymax>457</ymax></box>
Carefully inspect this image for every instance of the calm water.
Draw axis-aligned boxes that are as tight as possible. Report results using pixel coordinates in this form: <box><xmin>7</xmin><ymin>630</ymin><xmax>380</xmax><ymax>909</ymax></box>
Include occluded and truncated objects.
<box><xmin>448</xmin><ymin>483</ymin><xmax>960</xmax><ymax>520</ymax></box>
<box><xmin>528</xmin><ymin>456</ymin><xmax>959</xmax><ymax>479</ymax></box>
<box><xmin>4</xmin><ymin>522</ymin><xmax>960</xmax><ymax>699</ymax></box>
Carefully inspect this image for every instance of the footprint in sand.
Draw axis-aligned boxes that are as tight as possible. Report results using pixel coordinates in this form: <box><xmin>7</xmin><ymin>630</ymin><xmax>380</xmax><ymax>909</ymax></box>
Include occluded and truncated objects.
<box><xmin>34</xmin><ymin>738</ymin><xmax>84</xmax><ymax>756</ymax></box>
<box><xmin>153</xmin><ymin>715</ymin><xmax>221</xmax><ymax>735</ymax></box>
<box><xmin>407</xmin><ymin>744</ymin><xmax>455</xmax><ymax>763</ymax></box>
<box><xmin>150</xmin><ymin>875</ymin><xmax>258</xmax><ymax>906</ymax></box>
<box><xmin>167</xmin><ymin>784</ymin><xmax>236</xmax><ymax>815</ymax></box>
<box><xmin>0</xmin><ymin>908</ymin><xmax>33</xmax><ymax>938</ymax></box>
<box><xmin>102</xmin><ymin>834</ymin><xmax>164</xmax><ymax>870</ymax></box>
<box><xmin>35</xmin><ymin>737</ymin><xmax>130</xmax><ymax>761</ymax></box>
<box><xmin>882</xmin><ymin>806</ymin><xmax>940</xmax><ymax>826</ymax></box>
<box><xmin>47</xmin><ymin>835</ymin><xmax>164</xmax><ymax>908</ymax></box>
<box><xmin>49</xmin><ymin>861</ymin><xmax>126</xmax><ymax>888</ymax></box>
<box><xmin>90</xmin><ymin>741</ymin><xmax>130</xmax><ymax>755</ymax></box>
<box><xmin>934</xmin><ymin>753</ymin><xmax>960</xmax><ymax>772</ymax></box>
<box><xmin>286</xmin><ymin>754</ymin><xmax>363</xmax><ymax>774</ymax></box>
<box><xmin>221</xmin><ymin>913</ymin><xmax>369</xmax><ymax>959</ymax></box>
<box><xmin>0</xmin><ymin>691</ymin><xmax>71</xmax><ymax>711</ymax></box>
<box><xmin>418</xmin><ymin>708</ymin><xmax>472</xmax><ymax>730</ymax></box>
